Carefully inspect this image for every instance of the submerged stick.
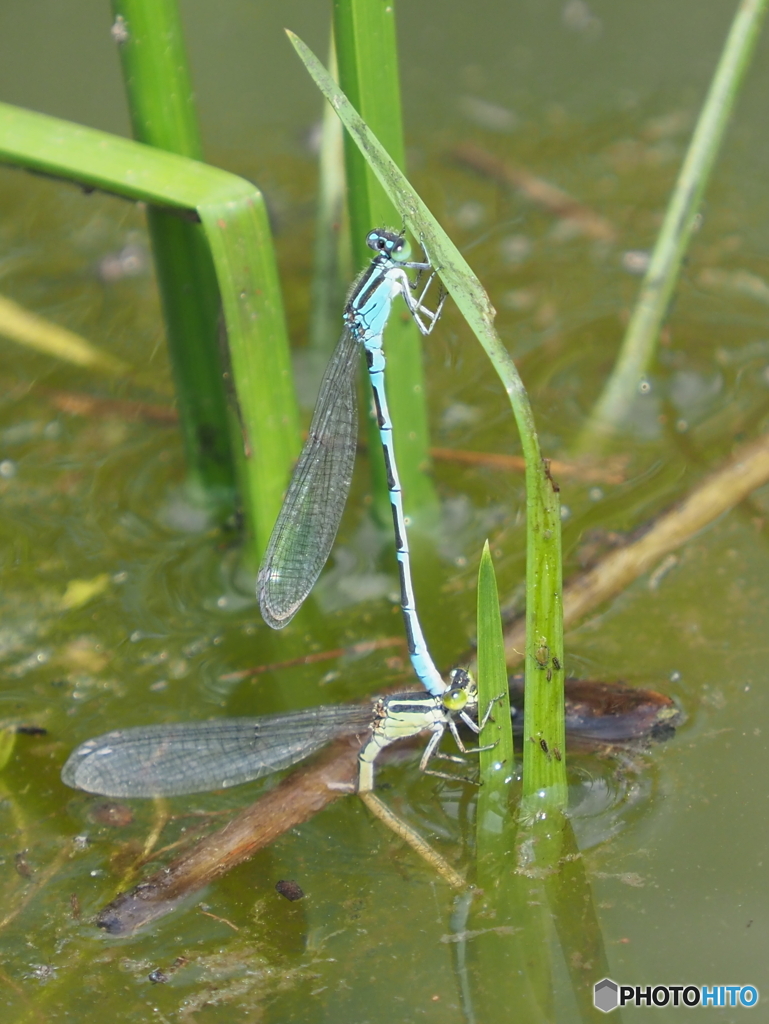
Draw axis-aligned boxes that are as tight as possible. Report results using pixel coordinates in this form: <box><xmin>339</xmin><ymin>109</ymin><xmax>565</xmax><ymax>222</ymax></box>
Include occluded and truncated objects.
<box><xmin>504</xmin><ymin>431</ymin><xmax>769</xmax><ymax>663</ymax></box>
<box><xmin>96</xmin><ymin>736</ymin><xmax>470</xmax><ymax>934</ymax></box>
<box><xmin>452</xmin><ymin>142</ymin><xmax>616</xmax><ymax>243</ymax></box>
<box><xmin>96</xmin><ymin>737</ymin><xmax>360</xmax><ymax>934</ymax></box>
<box><xmin>429</xmin><ymin>447</ymin><xmax>627</xmax><ymax>484</ymax></box>
<box><xmin>0</xmin><ymin>295</ymin><xmax>129</xmax><ymax>374</ymax></box>
<box><xmin>92</xmin><ymin>672</ymin><xmax>677</xmax><ymax>933</ymax></box>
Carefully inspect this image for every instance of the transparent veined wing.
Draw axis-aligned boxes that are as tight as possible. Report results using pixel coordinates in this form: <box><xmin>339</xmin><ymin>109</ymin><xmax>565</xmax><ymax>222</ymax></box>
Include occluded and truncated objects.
<box><xmin>61</xmin><ymin>702</ymin><xmax>375</xmax><ymax>798</ymax></box>
<box><xmin>257</xmin><ymin>325</ymin><xmax>359</xmax><ymax>628</ymax></box>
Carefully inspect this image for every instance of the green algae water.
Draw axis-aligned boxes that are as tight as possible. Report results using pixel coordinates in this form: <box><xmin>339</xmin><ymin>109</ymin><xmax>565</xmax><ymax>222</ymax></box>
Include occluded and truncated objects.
<box><xmin>0</xmin><ymin>2</ymin><xmax>767</xmax><ymax>1020</ymax></box>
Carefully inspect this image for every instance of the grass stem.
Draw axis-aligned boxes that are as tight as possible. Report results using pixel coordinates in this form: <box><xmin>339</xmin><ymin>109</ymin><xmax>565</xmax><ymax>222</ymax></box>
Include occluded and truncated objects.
<box><xmin>579</xmin><ymin>0</ymin><xmax>769</xmax><ymax>448</ymax></box>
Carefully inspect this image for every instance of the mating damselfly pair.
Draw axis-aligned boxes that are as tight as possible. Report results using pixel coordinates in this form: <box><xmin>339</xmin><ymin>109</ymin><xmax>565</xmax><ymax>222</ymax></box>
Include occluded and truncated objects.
<box><xmin>62</xmin><ymin>229</ymin><xmax>493</xmax><ymax>801</ymax></box>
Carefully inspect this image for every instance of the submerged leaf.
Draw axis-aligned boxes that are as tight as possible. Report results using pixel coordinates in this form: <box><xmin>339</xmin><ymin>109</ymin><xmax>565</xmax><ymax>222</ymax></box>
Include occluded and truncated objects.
<box><xmin>0</xmin><ymin>725</ymin><xmax>17</xmax><ymax>771</ymax></box>
<box><xmin>0</xmin><ymin>294</ymin><xmax>129</xmax><ymax>374</ymax></box>
<box><xmin>60</xmin><ymin>573</ymin><xmax>110</xmax><ymax>611</ymax></box>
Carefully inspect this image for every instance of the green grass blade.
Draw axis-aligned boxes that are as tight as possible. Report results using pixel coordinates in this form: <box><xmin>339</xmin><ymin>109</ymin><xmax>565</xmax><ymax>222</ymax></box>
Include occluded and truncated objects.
<box><xmin>579</xmin><ymin>0</ymin><xmax>769</xmax><ymax>447</ymax></box>
<box><xmin>198</xmin><ymin>199</ymin><xmax>300</xmax><ymax>554</ymax></box>
<box><xmin>474</xmin><ymin>543</ymin><xmax>553</xmax><ymax>1022</ymax></box>
<box><xmin>333</xmin><ymin>0</ymin><xmax>405</xmax><ymax>245</ymax></box>
<box><xmin>112</xmin><ymin>0</ymin><xmax>236</xmax><ymax>511</ymax></box>
<box><xmin>545</xmin><ymin>816</ymin><xmax>615</xmax><ymax>1021</ymax></box>
<box><xmin>333</xmin><ymin>0</ymin><xmax>438</xmax><ymax>522</ymax></box>
<box><xmin>0</xmin><ymin>101</ymin><xmax>299</xmax><ymax>555</ymax></box>
<box><xmin>111</xmin><ymin>0</ymin><xmax>203</xmax><ymax>158</ymax></box>
<box><xmin>308</xmin><ymin>30</ymin><xmax>350</xmax><ymax>358</ymax></box>
<box><xmin>287</xmin><ymin>29</ymin><xmax>566</xmax><ymax>808</ymax></box>
<box><xmin>476</xmin><ymin>540</ymin><xmax>514</xmax><ymax>829</ymax></box>
<box><xmin>145</xmin><ymin>211</ymin><xmax>236</xmax><ymax>506</ymax></box>
<box><xmin>471</xmin><ymin>878</ymin><xmax>555</xmax><ymax>1024</ymax></box>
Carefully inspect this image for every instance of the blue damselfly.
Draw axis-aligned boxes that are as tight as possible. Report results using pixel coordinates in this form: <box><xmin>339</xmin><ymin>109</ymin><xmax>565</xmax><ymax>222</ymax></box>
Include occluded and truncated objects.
<box><xmin>257</xmin><ymin>229</ymin><xmax>447</xmax><ymax>697</ymax></box>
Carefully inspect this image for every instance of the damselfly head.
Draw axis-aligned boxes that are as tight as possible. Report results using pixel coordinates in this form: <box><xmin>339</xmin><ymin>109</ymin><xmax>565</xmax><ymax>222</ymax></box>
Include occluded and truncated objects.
<box><xmin>366</xmin><ymin>228</ymin><xmax>409</xmax><ymax>260</ymax></box>
<box><xmin>442</xmin><ymin>668</ymin><xmax>478</xmax><ymax>713</ymax></box>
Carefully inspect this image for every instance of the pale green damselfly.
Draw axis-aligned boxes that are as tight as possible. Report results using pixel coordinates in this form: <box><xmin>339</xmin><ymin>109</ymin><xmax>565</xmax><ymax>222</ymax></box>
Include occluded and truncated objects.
<box><xmin>62</xmin><ymin>669</ymin><xmax>498</xmax><ymax>798</ymax></box>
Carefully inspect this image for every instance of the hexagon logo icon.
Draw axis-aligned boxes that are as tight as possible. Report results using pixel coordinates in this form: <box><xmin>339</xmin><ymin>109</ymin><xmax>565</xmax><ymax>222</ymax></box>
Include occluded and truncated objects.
<box><xmin>594</xmin><ymin>978</ymin><xmax>619</xmax><ymax>1013</ymax></box>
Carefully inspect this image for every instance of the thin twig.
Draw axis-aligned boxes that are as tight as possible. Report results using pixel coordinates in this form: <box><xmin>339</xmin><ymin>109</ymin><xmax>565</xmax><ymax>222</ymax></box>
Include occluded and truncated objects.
<box><xmin>430</xmin><ymin>447</ymin><xmax>627</xmax><ymax>484</ymax></box>
<box><xmin>219</xmin><ymin>636</ymin><xmax>406</xmax><ymax>683</ymax></box>
<box><xmin>504</xmin><ymin>431</ymin><xmax>769</xmax><ymax>663</ymax></box>
<box><xmin>452</xmin><ymin>142</ymin><xmax>616</xmax><ymax>242</ymax></box>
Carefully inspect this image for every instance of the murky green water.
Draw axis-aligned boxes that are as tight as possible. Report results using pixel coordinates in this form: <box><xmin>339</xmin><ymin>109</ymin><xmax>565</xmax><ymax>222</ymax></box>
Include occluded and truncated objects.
<box><xmin>0</xmin><ymin>1</ymin><xmax>768</xmax><ymax>1020</ymax></box>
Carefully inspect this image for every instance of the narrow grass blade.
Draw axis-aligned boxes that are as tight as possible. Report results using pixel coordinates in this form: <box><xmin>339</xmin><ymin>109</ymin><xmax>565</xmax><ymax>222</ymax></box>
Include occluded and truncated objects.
<box><xmin>113</xmin><ymin>0</ymin><xmax>236</xmax><ymax>510</ymax></box>
<box><xmin>0</xmin><ymin>101</ymin><xmax>299</xmax><ymax>555</ymax></box>
<box><xmin>545</xmin><ymin>816</ymin><xmax>615</xmax><ymax>1021</ymax></box>
<box><xmin>476</xmin><ymin>540</ymin><xmax>515</xmax><ymax>834</ymax></box>
<box><xmin>112</xmin><ymin>0</ymin><xmax>203</xmax><ymax>158</ymax></box>
<box><xmin>309</xmin><ymin>29</ymin><xmax>350</xmax><ymax>359</ymax></box>
<box><xmin>579</xmin><ymin>0</ymin><xmax>769</xmax><ymax>447</ymax></box>
<box><xmin>333</xmin><ymin>0</ymin><xmax>438</xmax><ymax>522</ymax></box>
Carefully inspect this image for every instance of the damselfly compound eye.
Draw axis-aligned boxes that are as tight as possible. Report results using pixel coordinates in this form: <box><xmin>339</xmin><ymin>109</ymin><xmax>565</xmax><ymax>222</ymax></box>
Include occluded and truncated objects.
<box><xmin>442</xmin><ymin>687</ymin><xmax>468</xmax><ymax>712</ymax></box>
